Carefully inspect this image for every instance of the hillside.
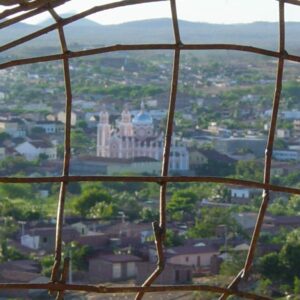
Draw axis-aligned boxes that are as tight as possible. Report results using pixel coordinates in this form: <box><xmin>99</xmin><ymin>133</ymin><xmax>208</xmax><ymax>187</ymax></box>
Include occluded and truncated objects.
<box><xmin>1</xmin><ymin>18</ymin><xmax>300</xmax><ymax>55</ymax></box>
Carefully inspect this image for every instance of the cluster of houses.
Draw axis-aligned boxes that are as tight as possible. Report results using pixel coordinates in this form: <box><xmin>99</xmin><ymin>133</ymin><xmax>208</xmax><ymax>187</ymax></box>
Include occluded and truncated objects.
<box><xmin>2</xmin><ymin>93</ymin><xmax>300</xmax><ymax>178</ymax></box>
<box><xmin>1</xmin><ymin>208</ymin><xmax>300</xmax><ymax>298</ymax></box>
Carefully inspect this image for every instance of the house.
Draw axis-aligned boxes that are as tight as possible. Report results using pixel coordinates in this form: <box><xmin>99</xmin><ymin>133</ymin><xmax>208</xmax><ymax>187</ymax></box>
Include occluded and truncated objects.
<box><xmin>233</xmin><ymin>212</ymin><xmax>273</xmax><ymax>232</ymax></box>
<box><xmin>89</xmin><ymin>254</ymin><xmax>142</xmax><ymax>283</ymax></box>
<box><xmin>0</xmin><ymin>119</ymin><xmax>26</xmax><ymax>138</ymax></box>
<box><xmin>276</xmin><ymin>128</ymin><xmax>290</xmax><ymax>139</ymax></box>
<box><xmin>148</xmin><ymin>243</ymin><xmax>219</xmax><ymax>273</ymax></box>
<box><xmin>76</xmin><ymin>234</ymin><xmax>109</xmax><ymax>250</ymax></box>
<box><xmin>265</xmin><ymin>215</ymin><xmax>300</xmax><ymax>230</ymax></box>
<box><xmin>34</xmin><ymin>121</ymin><xmax>64</xmax><ymax>134</ymax></box>
<box><xmin>230</xmin><ymin>187</ymin><xmax>261</xmax><ymax>204</ymax></box>
<box><xmin>214</xmin><ymin>136</ymin><xmax>267</xmax><ymax>157</ymax></box>
<box><xmin>0</xmin><ymin>260</ymin><xmax>47</xmax><ymax>298</ymax></box>
<box><xmin>57</xmin><ymin>111</ymin><xmax>77</xmax><ymax>126</ymax></box>
<box><xmin>166</xmin><ymin>244</ymin><xmax>219</xmax><ymax>273</ymax></box>
<box><xmin>100</xmin><ymin>221</ymin><xmax>153</xmax><ymax>243</ymax></box>
<box><xmin>15</xmin><ymin>140</ymin><xmax>57</xmax><ymax>160</ymax></box>
<box><xmin>136</xmin><ymin>262</ymin><xmax>192</xmax><ymax>285</ymax></box>
<box><xmin>21</xmin><ymin>226</ymin><xmax>79</xmax><ymax>252</ymax></box>
<box><xmin>273</xmin><ymin>150</ymin><xmax>300</xmax><ymax>161</ymax></box>
<box><xmin>70</xmin><ymin>156</ymin><xmax>162</xmax><ymax>176</ymax></box>
<box><xmin>207</xmin><ymin>122</ymin><xmax>232</xmax><ymax>137</ymax></box>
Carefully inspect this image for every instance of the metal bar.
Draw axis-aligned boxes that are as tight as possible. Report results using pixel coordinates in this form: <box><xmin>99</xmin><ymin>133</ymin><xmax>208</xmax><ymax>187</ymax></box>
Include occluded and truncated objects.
<box><xmin>0</xmin><ymin>282</ymin><xmax>271</xmax><ymax>300</ymax></box>
<box><xmin>48</xmin><ymin>8</ymin><xmax>72</xmax><ymax>286</ymax></box>
<box><xmin>284</xmin><ymin>0</ymin><xmax>300</xmax><ymax>5</ymax></box>
<box><xmin>135</xmin><ymin>1</ymin><xmax>181</xmax><ymax>298</ymax></box>
<box><xmin>0</xmin><ymin>0</ymin><xmax>69</xmax><ymax>29</ymax></box>
<box><xmin>56</xmin><ymin>257</ymin><xmax>70</xmax><ymax>300</ymax></box>
<box><xmin>243</xmin><ymin>0</ymin><xmax>285</xmax><ymax>275</ymax></box>
<box><xmin>0</xmin><ymin>0</ymin><xmax>167</xmax><ymax>54</ymax></box>
<box><xmin>1</xmin><ymin>43</ymin><xmax>298</xmax><ymax>70</ymax></box>
<box><xmin>0</xmin><ymin>0</ymin><xmax>298</xmax><ymax>298</ymax></box>
<box><xmin>219</xmin><ymin>1</ymin><xmax>286</xmax><ymax>299</ymax></box>
<box><xmin>0</xmin><ymin>175</ymin><xmax>298</xmax><ymax>195</ymax></box>
<box><xmin>0</xmin><ymin>0</ymin><xmax>62</xmax><ymax>20</ymax></box>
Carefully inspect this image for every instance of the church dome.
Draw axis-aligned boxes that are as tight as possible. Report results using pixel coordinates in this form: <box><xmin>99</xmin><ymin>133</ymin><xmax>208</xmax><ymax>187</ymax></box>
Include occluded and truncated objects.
<box><xmin>132</xmin><ymin>101</ymin><xmax>153</xmax><ymax>125</ymax></box>
<box><xmin>132</xmin><ymin>111</ymin><xmax>153</xmax><ymax>125</ymax></box>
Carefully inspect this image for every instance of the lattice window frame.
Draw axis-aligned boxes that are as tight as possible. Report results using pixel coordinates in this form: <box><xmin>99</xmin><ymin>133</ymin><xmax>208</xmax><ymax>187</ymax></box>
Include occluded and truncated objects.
<box><xmin>0</xmin><ymin>0</ymin><xmax>300</xmax><ymax>299</ymax></box>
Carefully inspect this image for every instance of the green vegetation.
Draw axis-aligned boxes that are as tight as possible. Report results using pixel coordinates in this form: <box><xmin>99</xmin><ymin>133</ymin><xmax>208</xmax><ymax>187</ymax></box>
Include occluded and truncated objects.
<box><xmin>258</xmin><ymin>229</ymin><xmax>300</xmax><ymax>295</ymax></box>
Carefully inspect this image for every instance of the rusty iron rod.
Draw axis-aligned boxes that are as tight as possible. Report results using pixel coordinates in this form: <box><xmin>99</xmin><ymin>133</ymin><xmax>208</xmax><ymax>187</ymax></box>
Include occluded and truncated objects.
<box><xmin>219</xmin><ymin>1</ymin><xmax>286</xmax><ymax>299</ymax></box>
<box><xmin>1</xmin><ymin>43</ymin><xmax>299</xmax><ymax>70</ymax></box>
<box><xmin>0</xmin><ymin>0</ymin><xmax>69</xmax><ymax>29</ymax></box>
<box><xmin>0</xmin><ymin>175</ymin><xmax>298</xmax><ymax>195</ymax></box>
<box><xmin>48</xmin><ymin>7</ymin><xmax>72</xmax><ymax>287</ymax></box>
<box><xmin>135</xmin><ymin>2</ymin><xmax>181</xmax><ymax>298</ymax></box>
<box><xmin>0</xmin><ymin>0</ymin><xmax>167</xmax><ymax>53</ymax></box>
<box><xmin>0</xmin><ymin>282</ymin><xmax>271</xmax><ymax>299</ymax></box>
<box><xmin>0</xmin><ymin>0</ymin><xmax>299</xmax><ymax>298</ymax></box>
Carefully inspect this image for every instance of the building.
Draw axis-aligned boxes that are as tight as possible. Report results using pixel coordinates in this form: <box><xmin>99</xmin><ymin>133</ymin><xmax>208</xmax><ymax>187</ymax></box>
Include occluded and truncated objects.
<box><xmin>136</xmin><ymin>262</ymin><xmax>192</xmax><ymax>285</ymax></box>
<box><xmin>97</xmin><ymin>102</ymin><xmax>189</xmax><ymax>172</ymax></box>
<box><xmin>214</xmin><ymin>136</ymin><xmax>267</xmax><ymax>157</ymax></box>
<box><xmin>89</xmin><ymin>254</ymin><xmax>142</xmax><ymax>283</ymax></box>
<box><xmin>34</xmin><ymin>121</ymin><xmax>64</xmax><ymax>134</ymax></box>
<box><xmin>21</xmin><ymin>227</ymin><xmax>79</xmax><ymax>252</ymax></box>
<box><xmin>57</xmin><ymin>111</ymin><xmax>77</xmax><ymax>126</ymax></box>
<box><xmin>273</xmin><ymin>150</ymin><xmax>300</xmax><ymax>161</ymax></box>
<box><xmin>0</xmin><ymin>119</ymin><xmax>26</xmax><ymax>138</ymax></box>
<box><xmin>15</xmin><ymin>140</ymin><xmax>57</xmax><ymax>160</ymax></box>
<box><xmin>148</xmin><ymin>243</ymin><xmax>219</xmax><ymax>274</ymax></box>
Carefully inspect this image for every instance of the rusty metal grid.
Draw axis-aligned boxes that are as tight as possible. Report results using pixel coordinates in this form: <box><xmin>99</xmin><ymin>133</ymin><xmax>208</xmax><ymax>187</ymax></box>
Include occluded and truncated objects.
<box><xmin>0</xmin><ymin>0</ymin><xmax>299</xmax><ymax>299</ymax></box>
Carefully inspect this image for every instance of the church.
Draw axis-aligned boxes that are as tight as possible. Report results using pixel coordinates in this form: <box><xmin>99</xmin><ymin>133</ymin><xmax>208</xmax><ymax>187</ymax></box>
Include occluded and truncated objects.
<box><xmin>96</xmin><ymin>102</ymin><xmax>189</xmax><ymax>172</ymax></box>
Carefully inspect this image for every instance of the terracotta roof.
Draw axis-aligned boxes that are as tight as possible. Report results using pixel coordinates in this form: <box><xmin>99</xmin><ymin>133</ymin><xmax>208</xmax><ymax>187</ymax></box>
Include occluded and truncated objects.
<box><xmin>30</xmin><ymin>140</ymin><xmax>54</xmax><ymax>148</ymax></box>
<box><xmin>77</xmin><ymin>234</ymin><xmax>109</xmax><ymax>248</ymax></box>
<box><xmin>77</xmin><ymin>155</ymin><xmax>158</xmax><ymax>163</ymax></box>
<box><xmin>271</xmin><ymin>215</ymin><xmax>300</xmax><ymax>225</ymax></box>
<box><xmin>0</xmin><ymin>270</ymin><xmax>41</xmax><ymax>283</ymax></box>
<box><xmin>198</xmin><ymin>149</ymin><xmax>236</xmax><ymax>164</ymax></box>
<box><xmin>95</xmin><ymin>254</ymin><xmax>142</xmax><ymax>263</ymax></box>
<box><xmin>0</xmin><ymin>260</ymin><xmax>39</xmax><ymax>273</ymax></box>
<box><xmin>167</xmin><ymin>244</ymin><xmax>219</xmax><ymax>256</ymax></box>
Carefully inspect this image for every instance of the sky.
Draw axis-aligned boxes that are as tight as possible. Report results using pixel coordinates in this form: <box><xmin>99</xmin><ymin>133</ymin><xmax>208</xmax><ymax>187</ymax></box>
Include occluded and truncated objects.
<box><xmin>2</xmin><ymin>0</ymin><xmax>300</xmax><ymax>25</ymax></box>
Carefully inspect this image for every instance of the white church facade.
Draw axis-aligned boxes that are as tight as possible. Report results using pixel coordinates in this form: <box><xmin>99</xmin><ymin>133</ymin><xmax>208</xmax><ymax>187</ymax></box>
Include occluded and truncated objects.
<box><xmin>96</xmin><ymin>103</ymin><xmax>189</xmax><ymax>172</ymax></box>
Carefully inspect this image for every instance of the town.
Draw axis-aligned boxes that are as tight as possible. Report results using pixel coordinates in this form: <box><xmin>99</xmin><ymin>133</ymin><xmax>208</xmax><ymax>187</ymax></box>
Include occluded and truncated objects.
<box><xmin>0</xmin><ymin>50</ymin><xmax>300</xmax><ymax>299</ymax></box>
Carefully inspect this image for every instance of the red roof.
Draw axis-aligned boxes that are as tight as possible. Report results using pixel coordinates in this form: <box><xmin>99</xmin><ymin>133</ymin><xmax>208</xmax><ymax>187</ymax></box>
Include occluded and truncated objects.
<box><xmin>94</xmin><ymin>254</ymin><xmax>142</xmax><ymax>263</ymax></box>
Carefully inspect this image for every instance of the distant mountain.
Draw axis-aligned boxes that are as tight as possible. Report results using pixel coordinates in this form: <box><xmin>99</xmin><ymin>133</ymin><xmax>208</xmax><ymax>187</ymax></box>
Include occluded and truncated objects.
<box><xmin>1</xmin><ymin>18</ymin><xmax>300</xmax><ymax>54</ymax></box>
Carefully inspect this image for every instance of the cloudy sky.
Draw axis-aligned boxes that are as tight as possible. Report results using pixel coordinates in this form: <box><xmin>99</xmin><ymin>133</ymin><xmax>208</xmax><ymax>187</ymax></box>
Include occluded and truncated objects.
<box><xmin>2</xmin><ymin>0</ymin><xmax>300</xmax><ymax>24</ymax></box>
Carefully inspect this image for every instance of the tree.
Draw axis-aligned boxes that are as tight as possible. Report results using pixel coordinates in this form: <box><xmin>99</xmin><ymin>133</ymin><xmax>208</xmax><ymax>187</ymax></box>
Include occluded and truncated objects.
<box><xmin>258</xmin><ymin>252</ymin><xmax>282</xmax><ymax>281</ymax></box>
<box><xmin>220</xmin><ymin>250</ymin><xmax>247</xmax><ymax>276</ymax></box>
<box><xmin>40</xmin><ymin>255</ymin><xmax>54</xmax><ymax>276</ymax></box>
<box><xmin>139</xmin><ymin>207</ymin><xmax>158</xmax><ymax>222</ymax></box>
<box><xmin>0</xmin><ymin>183</ymin><xmax>35</xmax><ymax>200</ymax></box>
<box><xmin>167</xmin><ymin>190</ymin><xmax>198</xmax><ymax>221</ymax></box>
<box><xmin>73</xmin><ymin>188</ymin><xmax>112</xmax><ymax>217</ymax></box>
<box><xmin>89</xmin><ymin>202</ymin><xmax>118</xmax><ymax>220</ymax></box>
<box><xmin>255</xmin><ymin>278</ymin><xmax>272</xmax><ymax>297</ymax></box>
<box><xmin>114</xmin><ymin>192</ymin><xmax>141</xmax><ymax>221</ymax></box>
<box><xmin>0</xmin><ymin>240</ymin><xmax>27</xmax><ymax>262</ymax></box>
<box><xmin>287</xmin><ymin>195</ymin><xmax>300</xmax><ymax>213</ymax></box>
<box><xmin>188</xmin><ymin>207</ymin><xmax>245</xmax><ymax>239</ymax></box>
<box><xmin>294</xmin><ymin>277</ymin><xmax>300</xmax><ymax>298</ymax></box>
<box><xmin>71</xmin><ymin>129</ymin><xmax>93</xmax><ymax>155</ymax></box>
<box><xmin>235</xmin><ymin>160</ymin><xmax>263</xmax><ymax>181</ymax></box>
<box><xmin>258</xmin><ymin>229</ymin><xmax>300</xmax><ymax>285</ymax></box>
<box><xmin>0</xmin><ymin>132</ymin><xmax>10</xmax><ymax>143</ymax></box>
<box><xmin>64</xmin><ymin>242</ymin><xmax>92</xmax><ymax>271</ymax></box>
<box><xmin>280</xmin><ymin>243</ymin><xmax>300</xmax><ymax>282</ymax></box>
<box><xmin>164</xmin><ymin>229</ymin><xmax>184</xmax><ymax>247</ymax></box>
